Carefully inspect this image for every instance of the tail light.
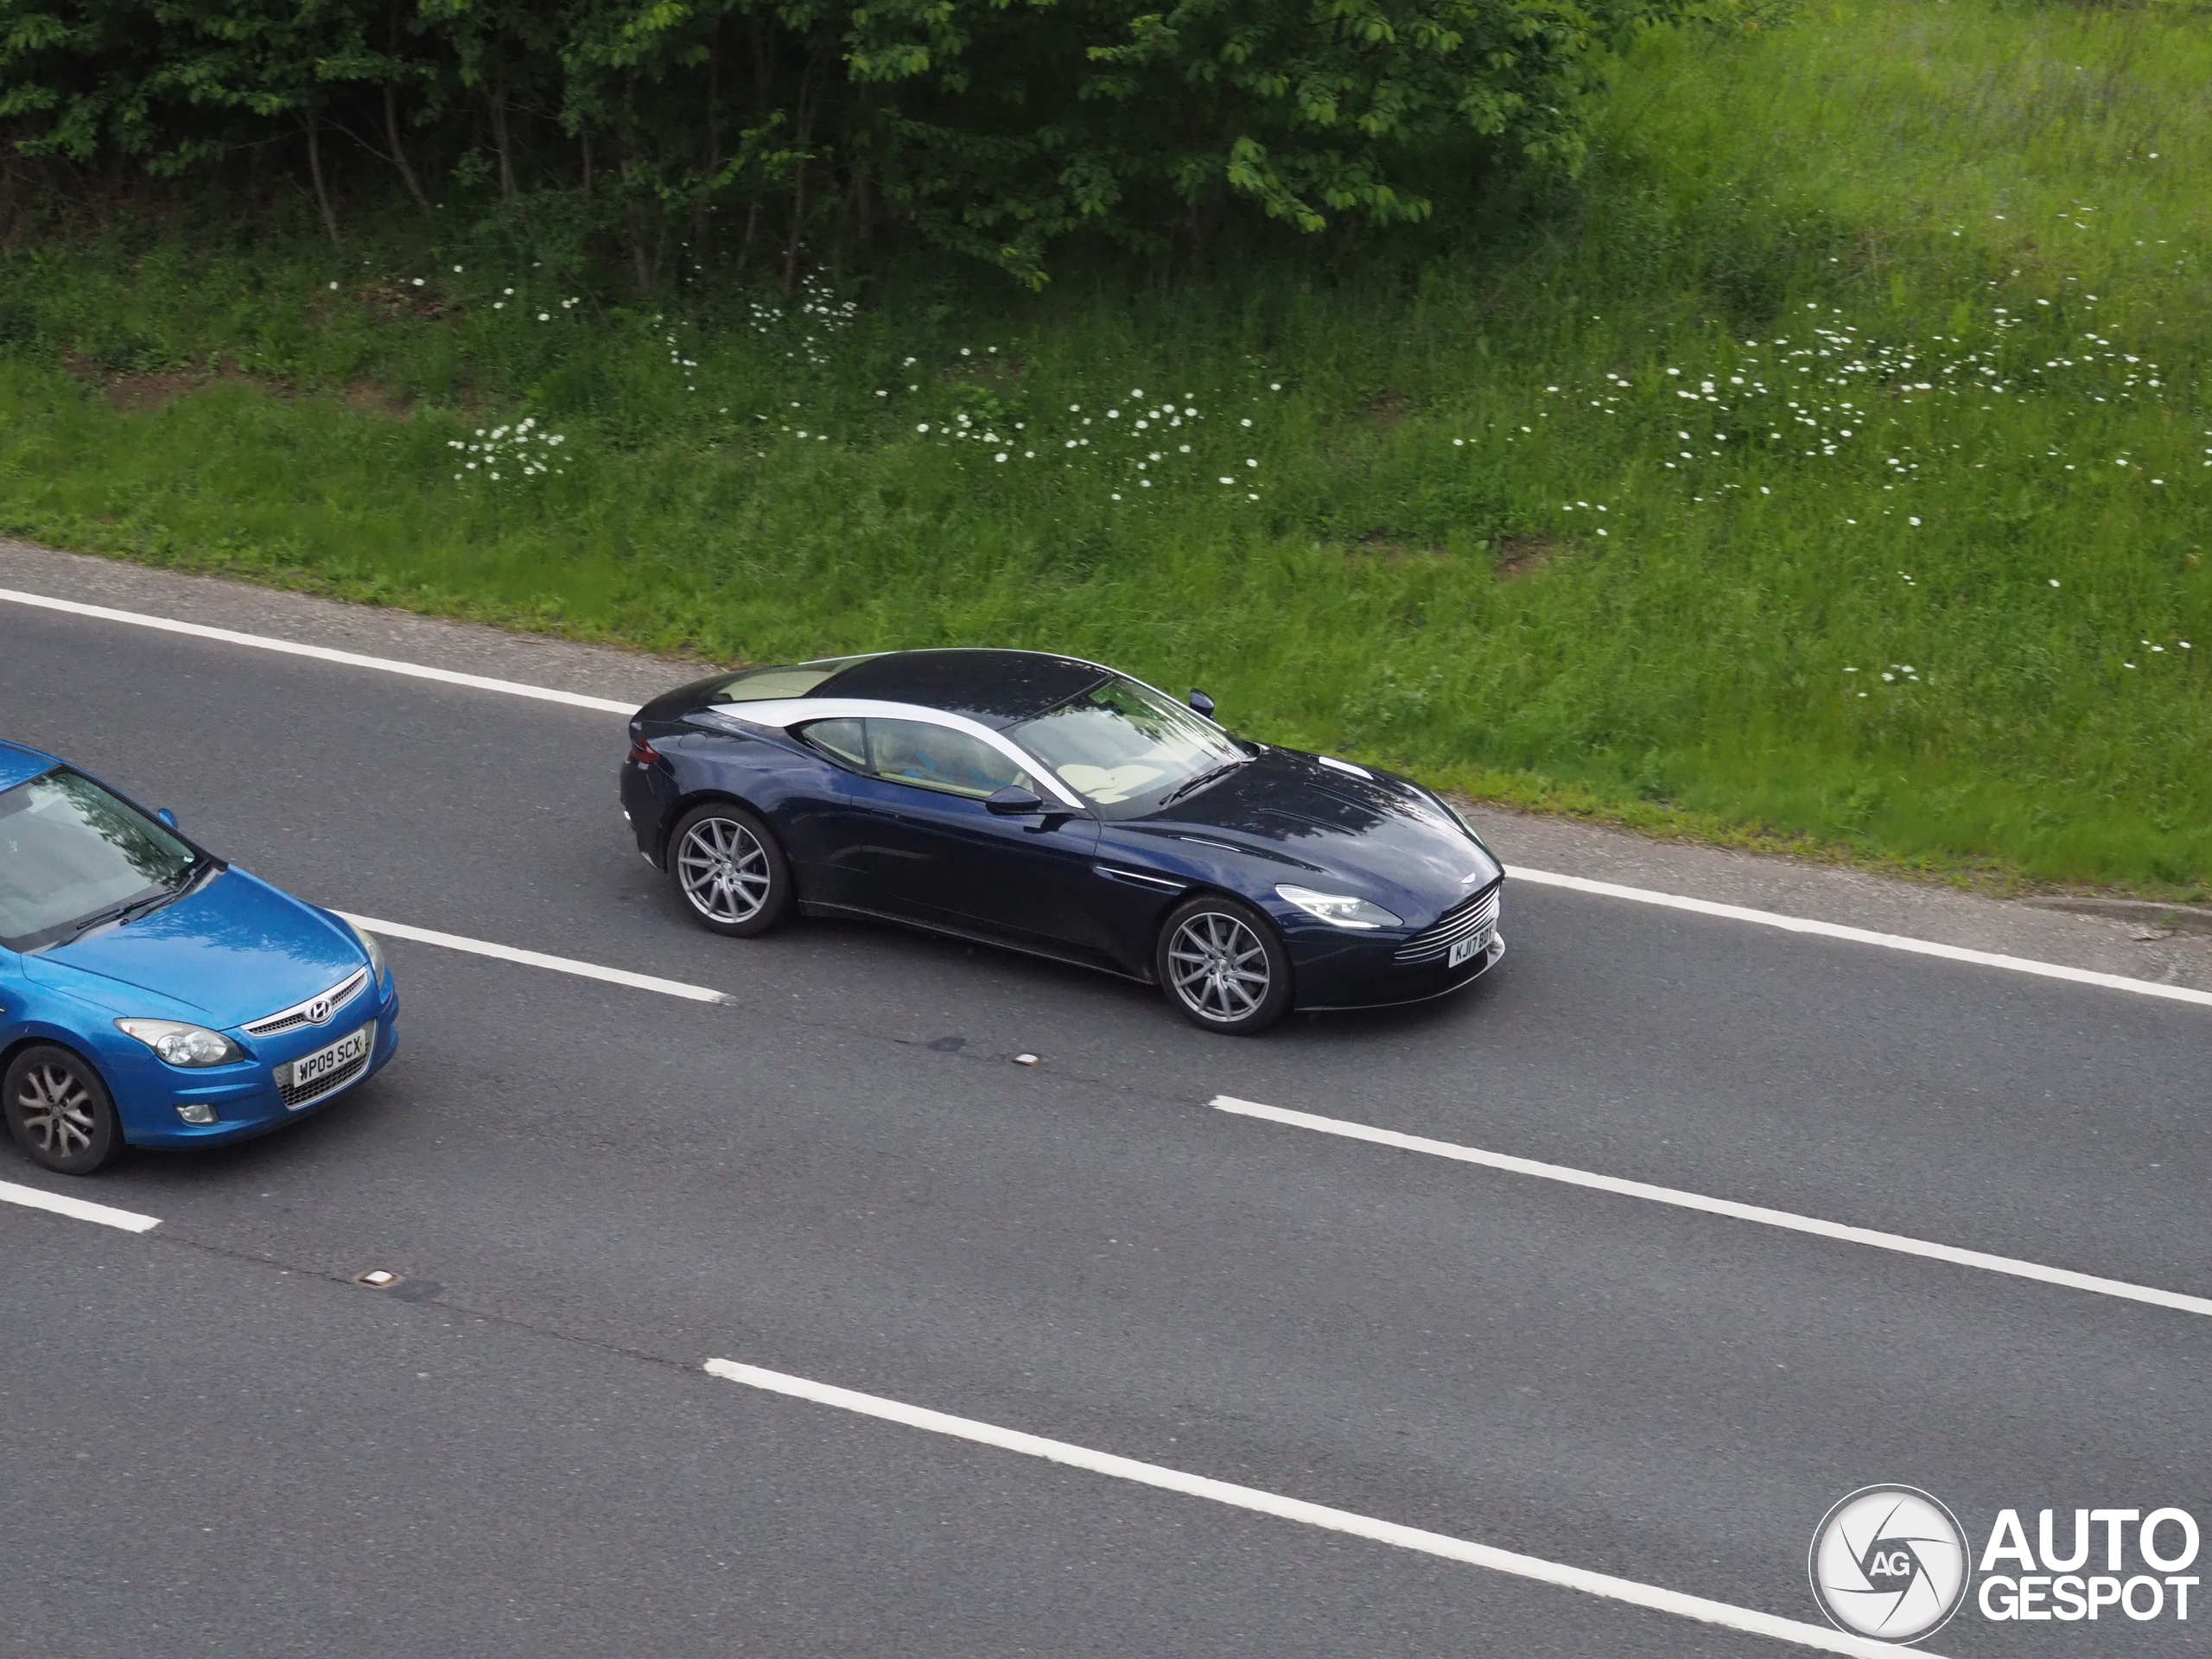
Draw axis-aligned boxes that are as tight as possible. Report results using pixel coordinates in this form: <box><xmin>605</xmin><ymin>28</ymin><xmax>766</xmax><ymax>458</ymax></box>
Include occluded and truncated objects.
<box><xmin>628</xmin><ymin>727</ymin><xmax>661</xmax><ymax>766</ymax></box>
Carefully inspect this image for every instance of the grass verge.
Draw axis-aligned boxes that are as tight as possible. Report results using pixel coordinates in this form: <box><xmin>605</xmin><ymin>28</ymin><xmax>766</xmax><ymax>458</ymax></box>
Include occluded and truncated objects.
<box><xmin>1</xmin><ymin>0</ymin><xmax>2206</xmax><ymax>896</ymax></box>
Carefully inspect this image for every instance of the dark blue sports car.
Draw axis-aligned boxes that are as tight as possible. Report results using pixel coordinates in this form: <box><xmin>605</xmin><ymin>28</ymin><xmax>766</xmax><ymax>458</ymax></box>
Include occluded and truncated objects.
<box><xmin>1</xmin><ymin>741</ymin><xmax>399</xmax><ymax>1173</ymax></box>
<box><xmin>620</xmin><ymin>650</ymin><xmax>1503</xmax><ymax>1033</ymax></box>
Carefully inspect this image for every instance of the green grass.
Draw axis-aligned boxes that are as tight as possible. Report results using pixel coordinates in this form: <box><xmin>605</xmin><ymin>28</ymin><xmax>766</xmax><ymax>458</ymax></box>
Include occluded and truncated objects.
<box><xmin>2</xmin><ymin>0</ymin><xmax>2208</xmax><ymax>894</ymax></box>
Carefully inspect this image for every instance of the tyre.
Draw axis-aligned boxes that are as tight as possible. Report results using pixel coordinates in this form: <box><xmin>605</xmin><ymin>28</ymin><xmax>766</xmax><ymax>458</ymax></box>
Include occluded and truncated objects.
<box><xmin>667</xmin><ymin>802</ymin><xmax>795</xmax><ymax>938</ymax></box>
<box><xmin>1156</xmin><ymin>895</ymin><xmax>1294</xmax><ymax>1035</ymax></box>
<box><xmin>3</xmin><ymin>1044</ymin><xmax>124</xmax><ymax>1175</ymax></box>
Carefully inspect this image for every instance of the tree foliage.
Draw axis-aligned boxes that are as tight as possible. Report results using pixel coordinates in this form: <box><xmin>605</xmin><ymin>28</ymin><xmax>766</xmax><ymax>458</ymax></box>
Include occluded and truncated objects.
<box><xmin>0</xmin><ymin>0</ymin><xmax>1702</xmax><ymax>283</ymax></box>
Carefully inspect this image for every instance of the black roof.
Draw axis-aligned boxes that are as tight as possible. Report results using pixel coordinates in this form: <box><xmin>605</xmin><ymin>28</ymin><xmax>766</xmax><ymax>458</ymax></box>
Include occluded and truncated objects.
<box><xmin>813</xmin><ymin>649</ymin><xmax>1111</xmax><ymax>729</ymax></box>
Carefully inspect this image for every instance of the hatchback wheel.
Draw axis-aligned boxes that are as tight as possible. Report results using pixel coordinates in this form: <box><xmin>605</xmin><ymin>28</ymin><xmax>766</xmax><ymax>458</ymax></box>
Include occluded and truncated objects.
<box><xmin>1157</xmin><ymin>897</ymin><xmax>1293</xmax><ymax>1034</ymax></box>
<box><xmin>3</xmin><ymin>1045</ymin><xmax>124</xmax><ymax>1175</ymax></box>
<box><xmin>668</xmin><ymin>803</ymin><xmax>794</xmax><ymax>938</ymax></box>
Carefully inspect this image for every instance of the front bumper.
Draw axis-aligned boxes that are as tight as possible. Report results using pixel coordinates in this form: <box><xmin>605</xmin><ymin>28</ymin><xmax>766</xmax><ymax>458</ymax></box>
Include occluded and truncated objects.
<box><xmin>1288</xmin><ymin>931</ymin><xmax>1506</xmax><ymax>1013</ymax></box>
<box><xmin>117</xmin><ymin>982</ymin><xmax>402</xmax><ymax>1148</ymax></box>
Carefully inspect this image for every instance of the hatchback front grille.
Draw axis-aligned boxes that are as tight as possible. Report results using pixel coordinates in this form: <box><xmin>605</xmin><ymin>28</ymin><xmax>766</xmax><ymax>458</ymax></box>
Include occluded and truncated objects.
<box><xmin>245</xmin><ymin>968</ymin><xmax>371</xmax><ymax>1037</ymax></box>
<box><xmin>1395</xmin><ymin>882</ymin><xmax>1502</xmax><ymax>964</ymax></box>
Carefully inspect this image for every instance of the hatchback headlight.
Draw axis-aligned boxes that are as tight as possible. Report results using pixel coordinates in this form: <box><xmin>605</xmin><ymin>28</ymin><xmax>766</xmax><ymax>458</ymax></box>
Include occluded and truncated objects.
<box><xmin>1276</xmin><ymin>885</ymin><xmax>1402</xmax><ymax>930</ymax></box>
<box><xmin>116</xmin><ymin>1019</ymin><xmax>245</xmax><ymax>1068</ymax></box>
<box><xmin>344</xmin><ymin>917</ymin><xmax>389</xmax><ymax>985</ymax></box>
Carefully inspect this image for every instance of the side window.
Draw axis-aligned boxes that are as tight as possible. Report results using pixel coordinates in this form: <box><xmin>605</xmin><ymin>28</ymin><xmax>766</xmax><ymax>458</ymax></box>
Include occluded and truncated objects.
<box><xmin>799</xmin><ymin>718</ymin><xmax>869</xmax><ymax>771</ymax></box>
<box><xmin>868</xmin><ymin>720</ymin><xmax>1033</xmax><ymax>800</ymax></box>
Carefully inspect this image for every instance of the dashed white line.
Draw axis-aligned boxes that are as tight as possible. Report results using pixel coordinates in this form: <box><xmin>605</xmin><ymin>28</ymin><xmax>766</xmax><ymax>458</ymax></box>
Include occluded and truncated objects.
<box><xmin>703</xmin><ymin>1356</ymin><xmax>1936</xmax><ymax>1658</ymax></box>
<box><xmin>1506</xmin><ymin>866</ymin><xmax>2212</xmax><ymax>1009</ymax></box>
<box><xmin>0</xmin><ymin>1179</ymin><xmax>161</xmax><ymax>1232</ymax></box>
<box><xmin>1214</xmin><ymin>1096</ymin><xmax>2212</xmax><ymax>1321</ymax></box>
<box><xmin>0</xmin><ymin>587</ymin><xmax>635</xmax><ymax>715</ymax></box>
<box><xmin>8</xmin><ymin>581</ymin><xmax>2202</xmax><ymax>1013</ymax></box>
<box><xmin>337</xmin><ymin>913</ymin><xmax>727</xmax><ymax>1003</ymax></box>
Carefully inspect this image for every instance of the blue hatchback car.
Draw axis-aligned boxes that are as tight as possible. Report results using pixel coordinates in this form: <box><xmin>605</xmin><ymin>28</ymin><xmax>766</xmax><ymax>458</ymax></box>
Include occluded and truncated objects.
<box><xmin>0</xmin><ymin>741</ymin><xmax>399</xmax><ymax>1174</ymax></box>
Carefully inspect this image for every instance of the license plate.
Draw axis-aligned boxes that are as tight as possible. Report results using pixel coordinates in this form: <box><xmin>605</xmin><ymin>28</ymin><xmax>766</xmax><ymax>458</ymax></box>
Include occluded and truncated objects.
<box><xmin>1449</xmin><ymin>927</ymin><xmax>1493</xmax><ymax>969</ymax></box>
<box><xmin>292</xmin><ymin>1025</ymin><xmax>372</xmax><ymax>1096</ymax></box>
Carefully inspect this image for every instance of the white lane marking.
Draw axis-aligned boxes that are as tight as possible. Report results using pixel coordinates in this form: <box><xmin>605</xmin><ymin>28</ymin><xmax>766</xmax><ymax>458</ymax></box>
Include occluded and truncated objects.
<box><xmin>7</xmin><ymin>582</ymin><xmax>2198</xmax><ymax>1014</ymax></box>
<box><xmin>1215</xmin><ymin>1096</ymin><xmax>2212</xmax><ymax>1321</ymax></box>
<box><xmin>337</xmin><ymin>914</ymin><xmax>727</xmax><ymax>1004</ymax></box>
<box><xmin>1507</xmin><ymin>865</ymin><xmax>2212</xmax><ymax>1010</ymax></box>
<box><xmin>704</xmin><ymin>1357</ymin><xmax>1934</xmax><ymax>1658</ymax></box>
<box><xmin>0</xmin><ymin>588</ymin><xmax>636</xmax><ymax>715</ymax></box>
<box><xmin>0</xmin><ymin>1179</ymin><xmax>161</xmax><ymax>1232</ymax></box>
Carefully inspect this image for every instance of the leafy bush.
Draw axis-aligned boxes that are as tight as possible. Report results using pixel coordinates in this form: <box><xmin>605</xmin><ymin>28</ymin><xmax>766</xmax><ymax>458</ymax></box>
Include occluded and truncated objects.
<box><xmin>0</xmin><ymin>0</ymin><xmax>1696</xmax><ymax>285</ymax></box>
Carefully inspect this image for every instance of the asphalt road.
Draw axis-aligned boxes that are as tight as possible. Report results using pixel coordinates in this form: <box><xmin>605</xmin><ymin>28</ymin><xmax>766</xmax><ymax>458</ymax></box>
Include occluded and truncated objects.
<box><xmin>4</xmin><ymin>570</ymin><xmax>2209</xmax><ymax>1658</ymax></box>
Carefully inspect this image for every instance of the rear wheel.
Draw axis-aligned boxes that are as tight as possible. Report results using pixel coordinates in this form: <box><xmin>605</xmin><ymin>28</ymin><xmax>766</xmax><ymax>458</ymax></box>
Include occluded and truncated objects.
<box><xmin>3</xmin><ymin>1044</ymin><xmax>124</xmax><ymax>1175</ymax></box>
<box><xmin>668</xmin><ymin>802</ymin><xmax>794</xmax><ymax>938</ymax></box>
<box><xmin>1156</xmin><ymin>896</ymin><xmax>1293</xmax><ymax>1035</ymax></box>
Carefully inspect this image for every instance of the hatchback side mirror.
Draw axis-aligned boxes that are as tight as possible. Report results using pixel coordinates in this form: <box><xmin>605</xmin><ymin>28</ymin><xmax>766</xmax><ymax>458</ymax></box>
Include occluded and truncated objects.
<box><xmin>156</xmin><ymin>808</ymin><xmax>180</xmax><ymax>830</ymax></box>
<box><xmin>985</xmin><ymin>785</ymin><xmax>1046</xmax><ymax>817</ymax></box>
<box><xmin>1187</xmin><ymin>689</ymin><xmax>1216</xmax><ymax>719</ymax></box>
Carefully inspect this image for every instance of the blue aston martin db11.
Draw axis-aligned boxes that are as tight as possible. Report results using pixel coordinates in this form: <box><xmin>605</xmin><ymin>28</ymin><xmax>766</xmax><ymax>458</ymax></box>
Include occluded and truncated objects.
<box><xmin>620</xmin><ymin>649</ymin><xmax>1503</xmax><ymax>1033</ymax></box>
<box><xmin>0</xmin><ymin>741</ymin><xmax>398</xmax><ymax>1173</ymax></box>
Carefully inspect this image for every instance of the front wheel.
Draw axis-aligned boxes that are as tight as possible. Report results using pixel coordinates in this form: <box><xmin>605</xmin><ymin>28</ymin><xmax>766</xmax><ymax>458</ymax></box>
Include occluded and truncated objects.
<box><xmin>667</xmin><ymin>802</ymin><xmax>796</xmax><ymax>938</ymax></box>
<box><xmin>4</xmin><ymin>1044</ymin><xmax>124</xmax><ymax>1175</ymax></box>
<box><xmin>1156</xmin><ymin>896</ymin><xmax>1294</xmax><ymax>1035</ymax></box>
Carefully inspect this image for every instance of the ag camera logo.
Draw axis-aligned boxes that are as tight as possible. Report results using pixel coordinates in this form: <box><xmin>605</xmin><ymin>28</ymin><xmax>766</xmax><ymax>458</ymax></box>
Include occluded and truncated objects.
<box><xmin>1808</xmin><ymin>1485</ymin><xmax>1969</xmax><ymax>1643</ymax></box>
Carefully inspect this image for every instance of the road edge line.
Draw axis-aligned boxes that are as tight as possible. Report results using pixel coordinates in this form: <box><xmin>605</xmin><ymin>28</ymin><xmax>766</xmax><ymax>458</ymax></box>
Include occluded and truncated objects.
<box><xmin>0</xmin><ymin>586</ymin><xmax>635</xmax><ymax>715</ymax></box>
<box><xmin>11</xmin><ymin>579</ymin><xmax>2198</xmax><ymax>1013</ymax></box>
<box><xmin>1504</xmin><ymin>866</ymin><xmax>2212</xmax><ymax>1010</ymax></box>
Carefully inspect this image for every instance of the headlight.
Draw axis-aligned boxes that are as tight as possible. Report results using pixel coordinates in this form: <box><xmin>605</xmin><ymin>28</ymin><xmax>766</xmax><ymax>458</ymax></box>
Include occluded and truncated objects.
<box><xmin>1276</xmin><ymin>884</ymin><xmax>1402</xmax><ymax>930</ymax></box>
<box><xmin>345</xmin><ymin>917</ymin><xmax>389</xmax><ymax>984</ymax></box>
<box><xmin>116</xmin><ymin>1019</ymin><xmax>245</xmax><ymax>1067</ymax></box>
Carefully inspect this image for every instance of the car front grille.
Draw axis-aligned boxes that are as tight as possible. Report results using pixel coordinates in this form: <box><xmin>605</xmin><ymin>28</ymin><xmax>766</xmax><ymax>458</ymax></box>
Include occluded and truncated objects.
<box><xmin>245</xmin><ymin>968</ymin><xmax>371</xmax><ymax>1037</ymax></box>
<box><xmin>1395</xmin><ymin>881</ymin><xmax>1502</xmax><ymax>964</ymax></box>
<box><xmin>275</xmin><ymin>1041</ymin><xmax>373</xmax><ymax>1110</ymax></box>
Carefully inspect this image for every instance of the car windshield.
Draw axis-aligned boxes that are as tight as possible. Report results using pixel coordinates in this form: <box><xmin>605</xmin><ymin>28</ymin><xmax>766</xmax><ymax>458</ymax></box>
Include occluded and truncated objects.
<box><xmin>1012</xmin><ymin>677</ymin><xmax>1243</xmax><ymax>819</ymax></box>
<box><xmin>0</xmin><ymin>770</ymin><xmax>200</xmax><ymax>952</ymax></box>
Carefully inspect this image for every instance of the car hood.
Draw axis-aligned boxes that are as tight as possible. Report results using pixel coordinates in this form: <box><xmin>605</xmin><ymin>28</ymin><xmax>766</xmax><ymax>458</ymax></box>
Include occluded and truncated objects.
<box><xmin>1148</xmin><ymin>748</ymin><xmax>1500</xmax><ymax>919</ymax></box>
<box><xmin>24</xmin><ymin>868</ymin><xmax>367</xmax><ymax>1029</ymax></box>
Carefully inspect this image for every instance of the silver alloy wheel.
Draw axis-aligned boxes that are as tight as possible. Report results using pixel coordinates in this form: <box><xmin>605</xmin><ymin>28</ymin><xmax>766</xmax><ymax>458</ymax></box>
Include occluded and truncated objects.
<box><xmin>676</xmin><ymin>816</ymin><xmax>774</xmax><ymax>925</ymax></box>
<box><xmin>1166</xmin><ymin>910</ymin><xmax>1273</xmax><ymax>1023</ymax></box>
<box><xmin>16</xmin><ymin>1059</ymin><xmax>97</xmax><ymax>1160</ymax></box>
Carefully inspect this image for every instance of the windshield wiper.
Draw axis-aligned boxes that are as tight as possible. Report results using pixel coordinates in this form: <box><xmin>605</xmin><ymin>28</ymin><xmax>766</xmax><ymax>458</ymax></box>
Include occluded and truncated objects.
<box><xmin>1158</xmin><ymin>759</ymin><xmax>1249</xmax><ymax>809</ymax></box>
<box><xmin>58</xmin><ymin>899</ymin><xmax>139</xmax><ymax>944</ymax></box>
<box><xmin>57</xmin><ymin>867</ymin><xmax>200</xmax><ymax>944</ymax></box>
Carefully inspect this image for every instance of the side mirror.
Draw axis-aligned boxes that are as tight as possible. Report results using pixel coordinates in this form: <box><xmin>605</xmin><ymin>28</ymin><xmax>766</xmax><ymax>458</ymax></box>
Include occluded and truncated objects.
<box><xmin>1187</xmin><ymin>689</ymin><xmax>1216</xmax><ymax>719</ymax></box>
<box><xmin>156</xmin><ymin>808</ymin><xmax>180</xmax><ymax>830</ymax></box>
<box><xmin>985</xmin><ymin>785</ymin><xmax>1046</xmax><ymax>817</ymax></box>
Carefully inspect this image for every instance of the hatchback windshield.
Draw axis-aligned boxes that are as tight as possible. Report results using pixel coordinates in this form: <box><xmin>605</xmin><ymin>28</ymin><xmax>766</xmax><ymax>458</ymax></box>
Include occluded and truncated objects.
<box><xmin>0</xmin><ymin>770</ymin><xmax>200</xmax><ymax>952</ymax></box>
<box><xmin>1012</xmin><ymin>677</ymin><xmax>1243</xmax><ymax>819</ymax></box>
